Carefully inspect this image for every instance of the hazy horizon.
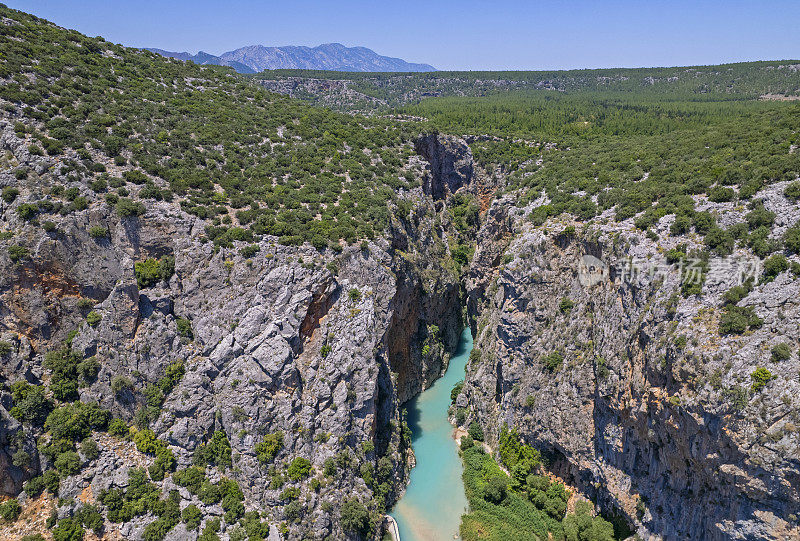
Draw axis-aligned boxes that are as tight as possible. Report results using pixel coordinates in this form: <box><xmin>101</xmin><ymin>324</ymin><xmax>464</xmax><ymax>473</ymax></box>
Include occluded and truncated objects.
<box><xmin>5</xmin><ymin>0</ymin><xmax>799</xmax><ymax>71</ymax></box>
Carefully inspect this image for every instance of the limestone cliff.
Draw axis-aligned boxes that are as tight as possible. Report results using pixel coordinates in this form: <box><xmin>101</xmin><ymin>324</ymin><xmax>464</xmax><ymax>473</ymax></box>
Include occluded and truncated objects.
<box><xmin>460</xmin><ymin>187</ymin><xmax>800</xmax><ymax>540</ymax></box>
<box><xmin>0</xmin><ymin>119</ymin><xmax>465</xmax><ymax>540</ymax></box>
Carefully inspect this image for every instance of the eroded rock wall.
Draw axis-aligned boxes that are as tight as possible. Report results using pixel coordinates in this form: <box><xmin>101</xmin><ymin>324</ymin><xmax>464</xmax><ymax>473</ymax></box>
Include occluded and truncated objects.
<box><xmin>0</xmin><ymin>122</ymin><xmax>469</xmax><ymax>539</ymax></box>
<box><xmin>461</xmin><ymin>192</ymin><xmax>800</xmax><ymax>540</ymax></box>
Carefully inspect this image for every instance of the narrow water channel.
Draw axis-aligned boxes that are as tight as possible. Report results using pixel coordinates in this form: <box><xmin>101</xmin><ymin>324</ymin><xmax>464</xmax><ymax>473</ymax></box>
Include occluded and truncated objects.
<box><xmin>390</xmin><ymin>326</ymin><xmax>471</xmax><ymax>540</ymax></box>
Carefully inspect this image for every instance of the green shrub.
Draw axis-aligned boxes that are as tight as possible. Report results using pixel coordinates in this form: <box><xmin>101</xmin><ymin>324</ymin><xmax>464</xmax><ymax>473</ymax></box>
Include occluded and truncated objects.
<box><xmin>595</xmin><ymin>357</ymin><xmax>610</xmax><ymax>380</ymax></box>
<box><xmin>198</xmin><ymin>480</ymin><xmax>221</xmax><ymax>506</ymax></box>
<box><xmin>86</xmin><ymin>310</ymin><xmax>102</xmax><ymax>326</ymax></box>
<box><xmin>0</xmin><ymin>341</ymin><xmax>12</xmax><ymax>356</ymax></box>
<box><xmin>24</xmin><ymin>470</ymin><xmax>60</xmax><ymax>497</ymax></box>
<box><xmin>107</xmin><ymin>417</ymin><xmax>129</xmax><ymax>437</ymax></box>
<box><xmin>451</xmin><ymin>380</ymin><xmax>464</xmax><ymax>403</ymax></box>
<box><xmin>745</xmin><ymin>204</ymin><xmax>775</xmax><ymax>230</ymax></box>
<box><xmin>563</xmin><ymin>501</ymin><xmax>615</xmax><ymax>541</ymax></box>
<box><xmin>784</xmin><ymin>222</ymin><xmax>800</xmax><ymax>254</ymax></box>
<box><xmin>707</xmin><ymin>186</ymin><xmax>735</xmax><ymax>202</ymax></box>
<box><xmin>198</xmin><ymin>517</ymin><xmax>221</xmax><ymax>541</ymax></box>
<box><xmin>52</xmin><ymin>517</ymin><xmax>84</xmax><ymax>541</ymax></box>
<box><xmin>175</xmin><ymin>317</ymin><xmax>193</xmax><ymax>339</ymax></box>
<box><xmin>1</xmin><ymin>186</ymin><xmax>19</xmax><ymax>203</ymax></box>
<box><xmin>12</xmin><ymin>449</ymin><xmax>30</xmax><ymax>468</ymax></box>
<box><xmin>134</xmin><ymin>256</ymin><xmax>175</xmax><ymax>288</ymax></box>
<box><xmin>116</xmin><ymin>198</ymin><xmax>145</xmax><ymax>217</ymax></box>
<box><xmin>498</xmin><ymin>426</ymin><xmax>542</xmax><ymax>471</ymax></box>
<box><xmin>719</xmin><ymin>305</ymin><xmax>763</xmax><ymax>335</ymax></box>
<box><xmin>722</xmin><ymin>281</ymin><xmax>752</xmax><ymax>305</ymax></box>
<box><xmin>75</xmin><ymin>504</ymin><xmax>103</xmax><ymax>534</ymax></box>
<box><xmin>704</xmin><ymin>226</ymin><xmax>734</xmax><ymax>256</ymax></box>
<box><xmin>182</xmin><ymin>504</ymin><xmax>202</xmax><ymax>530</ymax></box>
<box><xmin>45</xmin><ymin>402</ymin><xmax>109</xmax><ymax>441</ymax></box>
<box><xmin>173</xmin><ymin>466</ymin><xmax>206</xmax><ymax>494</ymax></box>
<box><xmin>725</xmin><ymin>386</ymin><xmax>749</xmax><ymax>411</ymax></box>
<box><xmin>133</xmin><ymin>429</ymin><xmax>176</xmax><ymax>475</ymax></box>
<box><xmin>542</xmin><ymin>351</ymin><xmax>563</xmax><ymax>372</ymax></box>
<box><xmin>77</xmin><ymin>356</ymin><xmax>100</xmax><ymax>381</ymax></box>
<box><xmin>0</xmin><ymin>499</ymin><xmax>21</xmax><ymax>521</ymax></box>
<box><xmin>90</xmin><ymin>178</ymin><xmax>108</xmax><ymax>192</ymax></box>
<box><xmin>123</xmin><ymin>170</ymin><xmax>149</xmax><ymax>185</ymax></box>
<box><xmin>762</xmin><ymin>254</ymin><xmax>788</xmax><ymax>281</ymax></box>
<box><xmin>287</xmin><ymin>457</ymin><xmax>312</xmax><ymax>481</ymax></box>
<box><xmin>54</xmin><ymin>450</ymin><xmax>82</xmax><ymax>476</ymax></box>
<box><xmin>219</xmin><ymin>478</ymin><xmax>245</xmax><ymax>523</ymax></box>
<box><xmin>468</xmin><ymin>421</ymin><xmax>485</xmax><ymax>442</ymax></box>
<box><xmin>750</xmin><ymin>367</ymin><xmax>775</xmax><ymax>392</ymax></box>
<box><xmin>80</xmin><ymin>437</ymin><xmax>100</xmax><ymax>460</ymax></box>
<box><xmin>340</xmin><ymin>498</ymin><xmax>371</xmax><ymax>536</ymax></box>
<box><xmin>255</xmin><ymin>432</ymin><xmax>283</xmax><ymax>465</ymax></box>
<box><xmin>558</xmin><ymin>297</ymin><xmax>574</xmax><ymax>313</ymax></box>
<box><xmin>770</xmin><ymin>343</ymin><xmax>792</xmax><ymax>362</ymax></box>
<box><xmin>8</xmin><ymin>245</ymin><xmax>30</xmax><ymax>262</ymax></box>
<box><xmin>9</xmin><ymin>382</ymin><xmax>51</xmax><ymax>425</ymax></box>
<box><xmin>43</xmin><ymin>346</ymin><xmax>86</xmax><ymax>401</ymax></box>
<box><xmin>748</xmin><ymin>226</ymin><xmax>777</xmax><ymax>258</ymax></box>
<box><xmin>16</xmin><ymin>203</ymin><xmax>38</xmax><ymax>220</ymax></box>
<box><xmin>111</xmin><ymin>375</ymin><xmax>134</xmax><ymax>395</ymax></box>
<box><xmin>784</xmin><ymin>181</ymin><xmax>800</xmax><ymax>200</ymax></box>
<box><xmin>88</xmin><ymin>226</ymin><xmax>108</xmax><ymax>239</ymax></box>
<box><xmin>481</xmin><ymin>475</ymin><xmax>508</xmax><ymax>504</ymax></box>
<box><xmin>72</xmin><ymin>196</ymin><xmax>88</xmax><ymax>211</ymax></box>
<box><xmin>670</xmin><ymin>214</ymin><xmax>691</xmax><ymax>235</ymax></box>
<box><xmin>193</xmin><ymin>430</ymin><xmax>232</xmax><ymax>469</ymax></box>
<box><xmin>239</xmin><ymin>244</ymin><xmax>260</xmax><ymax>258</ymax></box>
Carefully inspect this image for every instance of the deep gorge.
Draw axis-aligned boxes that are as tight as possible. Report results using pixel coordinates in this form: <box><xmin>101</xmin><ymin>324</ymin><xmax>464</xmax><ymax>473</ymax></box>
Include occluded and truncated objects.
<box><xmin>0</xmin><ymin>8</ymin><xmax>799</xmax><ymax>539</ymax></box>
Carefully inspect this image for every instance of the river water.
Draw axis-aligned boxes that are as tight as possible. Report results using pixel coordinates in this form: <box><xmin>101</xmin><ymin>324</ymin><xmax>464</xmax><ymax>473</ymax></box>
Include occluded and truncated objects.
<box><xmin>390</xmin><ymin>327</ymin><xmax>471</xmax><ymax>540</ymax></box>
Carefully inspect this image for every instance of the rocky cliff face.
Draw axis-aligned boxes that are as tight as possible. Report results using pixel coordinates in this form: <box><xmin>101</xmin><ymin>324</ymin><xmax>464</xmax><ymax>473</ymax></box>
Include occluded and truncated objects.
<box><xmin>460</xmin><ymin>187</ymin><xmax>800</xmax><ymax>539</ymax></box>
<box><xmin>3</xmin><ymin>105</ymin><xmax>799</xmax><ymax>540</ymax></box>
<box><xmin>0</xmin><ymin>120</ymin><xmax>465</xmax><ymax>539</ymax></box>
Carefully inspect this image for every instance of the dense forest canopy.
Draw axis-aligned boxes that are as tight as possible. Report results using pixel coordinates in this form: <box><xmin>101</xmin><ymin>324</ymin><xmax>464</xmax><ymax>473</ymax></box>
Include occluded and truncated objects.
<box><xmin>254</xmin><ymin>61</ymin><xmax>800</xmax><ymax>107</ymax></box>
<box><xmin>406</xmin><ymin>90</ymin><xmax>800</xmax><ymax>231</ymax></box>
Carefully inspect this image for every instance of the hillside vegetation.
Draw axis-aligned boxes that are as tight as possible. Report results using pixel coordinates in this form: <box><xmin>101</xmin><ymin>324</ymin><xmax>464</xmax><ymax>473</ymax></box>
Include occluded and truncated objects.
<box><xmin>0</xmin><ymin>4</ymin><xmax>421</xmax><ymax>250</ymax></box>
<box><xmin>254</xmin><ymin>61</ymin><xmax>800</xmax><ymax>110</ymax></box>
<box><xmin>2</xmin><ymin>3</ymin><xmax>800</xmax><ymax>540</ymax></box>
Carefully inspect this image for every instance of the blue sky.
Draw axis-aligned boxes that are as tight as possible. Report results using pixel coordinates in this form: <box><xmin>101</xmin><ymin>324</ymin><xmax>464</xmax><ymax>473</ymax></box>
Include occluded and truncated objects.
<box><xmin>6</xmin><ymin>1</ymin><xmax>799</xmax><ymax>70</ymax></box>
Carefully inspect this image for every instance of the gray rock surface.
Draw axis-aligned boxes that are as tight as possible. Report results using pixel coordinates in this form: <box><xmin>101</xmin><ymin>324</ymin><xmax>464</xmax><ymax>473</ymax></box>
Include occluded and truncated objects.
<box><xmin>0</xmin><ymin>120</ymin><xmax>465</xmax><ymax>540</ymax></box>
<box><xmin>461</xmin><ymin>199</ymin><xmax>800</xmax><ymax>540</ymax></box>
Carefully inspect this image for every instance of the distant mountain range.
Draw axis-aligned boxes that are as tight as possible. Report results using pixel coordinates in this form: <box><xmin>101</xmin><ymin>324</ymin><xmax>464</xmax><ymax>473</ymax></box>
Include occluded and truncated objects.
<box><xmin>147</xmin><ymin>43</ymin><xmax>436</xmax><ymax>73</ymax></box>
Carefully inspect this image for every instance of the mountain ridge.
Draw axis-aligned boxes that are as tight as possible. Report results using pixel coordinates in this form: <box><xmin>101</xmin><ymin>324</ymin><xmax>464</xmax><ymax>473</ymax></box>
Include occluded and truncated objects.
<box><xmin>147</xmin><ymin>42</ymin><xmax>436</xmax><ymax>73</ymax></box>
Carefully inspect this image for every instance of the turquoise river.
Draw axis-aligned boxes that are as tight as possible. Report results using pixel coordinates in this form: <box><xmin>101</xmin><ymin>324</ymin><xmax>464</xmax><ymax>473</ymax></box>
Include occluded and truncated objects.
<box><xmin>390</xmin><ymin>326</ymin><xmax>471</xmax><ymax>540</ymax></box>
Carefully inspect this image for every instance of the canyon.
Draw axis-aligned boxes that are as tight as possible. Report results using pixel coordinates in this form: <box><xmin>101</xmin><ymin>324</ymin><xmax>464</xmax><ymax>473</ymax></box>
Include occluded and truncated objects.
<box><xmin>0</xmin><ymin>6</ymin><xmax>799</xmax><ymax>540</ymax></box>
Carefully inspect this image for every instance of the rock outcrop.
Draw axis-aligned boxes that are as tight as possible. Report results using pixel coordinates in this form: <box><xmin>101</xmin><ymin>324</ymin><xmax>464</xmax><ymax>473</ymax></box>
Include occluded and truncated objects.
<box><xmin>460</xmin><ymin>187</ymin><xmax>800</xmax><ymax>540</ymax></box>
<box><xmin>0</xmin><ymin>118</ymin><xmax>467</xmax><ymax>539</ymax></box>
<box><xmin>414</xmin><ymin>134</ymin><xmax>475</xmax><ymax>201</ymax></box>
